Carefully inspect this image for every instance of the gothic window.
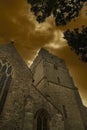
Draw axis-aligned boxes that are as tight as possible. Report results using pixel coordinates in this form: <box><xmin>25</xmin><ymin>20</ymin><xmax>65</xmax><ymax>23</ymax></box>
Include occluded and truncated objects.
<box><xmin>0</xmin><ymin>58</ymin><xmax>12</xmax><ymax>114</ymax></box>
<box><xmin>35</xmin><ymin>109</ymin><xmax>50</xmax><ymax>130</ymax></box>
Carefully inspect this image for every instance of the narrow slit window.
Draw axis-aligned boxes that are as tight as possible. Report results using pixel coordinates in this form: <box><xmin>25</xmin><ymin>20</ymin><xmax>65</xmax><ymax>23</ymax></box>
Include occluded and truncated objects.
<box><xmin>57</xmin><ymin>77</ymin><xmax>60</xmax><ymax>84</ymax></box>
<box><xmin>62</xmin><ymin>105</ymin><xmax>67</xmax><ymax>118</ymax></box>
<box><xmin>54</xmin><ymin>64</ymin><xmax>58</xmax><ymax>70</ymax></box>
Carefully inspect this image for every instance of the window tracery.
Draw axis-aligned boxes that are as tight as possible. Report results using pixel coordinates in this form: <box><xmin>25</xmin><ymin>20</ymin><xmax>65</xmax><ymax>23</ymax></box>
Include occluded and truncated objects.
<box><xmin>0</xmin><ymin>58</ymin><xmax>12</xmax><ymax>114</ymax></box>
<box><xmin>35</xmin><ymin>109</ymin><xmax>50</xmax><ymax>130</ymax></box>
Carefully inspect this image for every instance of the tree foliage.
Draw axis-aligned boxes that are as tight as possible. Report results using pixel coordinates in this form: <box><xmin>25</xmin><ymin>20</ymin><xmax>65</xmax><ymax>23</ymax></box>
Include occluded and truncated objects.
<box><xmin>64</xmin><ymin>26</ymin><xmax>87</xmax><ymax>62</ymax></box>
<box><xmin>27</xmin><ymin>0</ymin><xmax>87</xmax><ymax>62</ymax></box>
<box><xmin>27</xmin><ymin>0</ymin><xmax>85</xmax><ymax>25</ymax></box>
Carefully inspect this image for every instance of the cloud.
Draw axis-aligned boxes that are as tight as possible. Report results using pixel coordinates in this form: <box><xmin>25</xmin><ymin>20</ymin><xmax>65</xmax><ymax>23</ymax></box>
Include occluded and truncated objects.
<box><xmin>0</xmin><ymin>0</ymin><xmax>87</xmax><ymax>106</ymax></box>
<box><xmin>45</xmin><ymin>30</ymin><xmax>67</xmax><ymax>49</ymax></box>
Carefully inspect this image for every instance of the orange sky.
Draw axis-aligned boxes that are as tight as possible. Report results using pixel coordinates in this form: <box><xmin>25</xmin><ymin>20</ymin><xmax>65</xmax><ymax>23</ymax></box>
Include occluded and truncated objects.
<box><xmin>0</xmin><ymin>0</ymin><xmax>87</xmax><ymax>106</ymax></box>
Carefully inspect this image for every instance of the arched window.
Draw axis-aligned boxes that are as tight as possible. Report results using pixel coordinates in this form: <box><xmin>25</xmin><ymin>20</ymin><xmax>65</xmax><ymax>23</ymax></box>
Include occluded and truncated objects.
<box><xmin>0</xmin><ymin>58</ymin><xmax>12</xmax><ymax>114</ymax></box>
<box><xmin>35</xmin><ymin>109</ymin><xmax>50</xmax><ymax>130</ymax></box>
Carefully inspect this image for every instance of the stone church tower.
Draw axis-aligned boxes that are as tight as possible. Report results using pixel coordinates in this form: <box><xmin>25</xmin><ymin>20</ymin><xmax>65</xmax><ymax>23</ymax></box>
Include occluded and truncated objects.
<box><xmin>0</xmin><ymin>43</ymin><xmax>87</xmax><ymax>130</ymax></box>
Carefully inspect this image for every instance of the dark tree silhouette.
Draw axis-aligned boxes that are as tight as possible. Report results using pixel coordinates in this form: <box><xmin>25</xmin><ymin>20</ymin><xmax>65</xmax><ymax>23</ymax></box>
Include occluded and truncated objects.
<box><xmin>27</xmin><ymin>0</ymin><xmax>87</xmax><ymax>62</ymax></box>
<box><xmin>64</xmin><ymin>26</ymin><xmax>87</xmax><ymax>62</ymax></box>
<box><xmin>27</xmin><ymin>0</ymin><xmax>85</xmax><ymax>25</ymax></box>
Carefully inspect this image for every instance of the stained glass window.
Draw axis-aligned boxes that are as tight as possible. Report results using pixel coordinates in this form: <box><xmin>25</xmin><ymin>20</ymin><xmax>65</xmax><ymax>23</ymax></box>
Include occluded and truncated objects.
<box><xmin>0</xmin><ymin>58</ymin><xmax>12</xmax><ymax>114</ymax></box>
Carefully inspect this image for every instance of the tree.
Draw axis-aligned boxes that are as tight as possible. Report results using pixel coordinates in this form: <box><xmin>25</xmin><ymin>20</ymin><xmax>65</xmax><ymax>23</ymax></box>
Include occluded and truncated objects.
<box><xmin>27</xmin><ymin>0</ymin><xmax>85</xmax><ymax>25</ymax></box>
<box><xmin>64</xmin><ymin>26</ymin><xmax>87</xmax><ymax>62</ymax></box>
<box><xmin>27</xmin><ymin>0</ymin><xmax>87</xmax><ymax>62</ymax></box>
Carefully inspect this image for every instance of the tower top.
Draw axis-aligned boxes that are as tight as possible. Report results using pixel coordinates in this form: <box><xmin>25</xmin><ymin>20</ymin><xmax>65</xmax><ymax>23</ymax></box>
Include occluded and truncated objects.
<box><xmin>38</xmin><ymin>48</ymin><xmax>64</xmax><ymax>62</ymax></box>
<box><xmin>39</xmin><ymin>48</ymin><xmax>65</xmax><ymax>64</ymax></box>
<box><xmin>30</xmin><ymin>47</ymin><xmax>76</xmax><ymax>90</ymax></box>
<box><xmin>38</xmin><ymin>48</ymin><xmax>49</xmax><ymax>54</ymax></box>
<box><xmin>30</xmin><ymin>48</ymin><xmax>66</xmax><ymax>71</ymax></box>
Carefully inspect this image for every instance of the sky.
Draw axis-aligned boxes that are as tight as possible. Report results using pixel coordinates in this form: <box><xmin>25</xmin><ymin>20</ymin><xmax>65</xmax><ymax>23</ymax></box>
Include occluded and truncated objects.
<box><xmin>0</xmin><ymin>0</ymin><xmax>87</xmax><ymax>106</ymax></box>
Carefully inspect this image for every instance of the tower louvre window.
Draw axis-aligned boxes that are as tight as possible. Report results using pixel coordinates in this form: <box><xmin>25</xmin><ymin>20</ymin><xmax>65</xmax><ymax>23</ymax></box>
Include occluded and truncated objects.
<box><xmin>62</xmin><ymin>105</ymin><xmax>67</xmax><ymax>118</ymax></box>
<box><xmin>54</xmin><ymin>64</ymin><xmax>58</xmax><ymax>70</ymax></box>
<box><xmin>0</xmin><ymin>58</ymin><xmax>12</xmax><ymax>114</ymax></box>
<box><xmin>57</xmin><ymin>77</ymin><xmax>60</xmax><ymax>84</ymax></box>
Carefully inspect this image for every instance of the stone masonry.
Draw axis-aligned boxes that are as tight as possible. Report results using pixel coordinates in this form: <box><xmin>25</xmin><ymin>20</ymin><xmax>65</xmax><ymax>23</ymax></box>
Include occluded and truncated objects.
<box><xmin>0</xmin><ymin>43</ymin><xmax>87</xmax><ymax>130</ymax></box>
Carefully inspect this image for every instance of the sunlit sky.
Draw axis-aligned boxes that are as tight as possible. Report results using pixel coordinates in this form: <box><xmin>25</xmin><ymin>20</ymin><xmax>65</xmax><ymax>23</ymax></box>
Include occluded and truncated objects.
<box><xmin>0</xmin><ymin>0</ymin><xmax>87</xmax><ymax>106</ymax></box>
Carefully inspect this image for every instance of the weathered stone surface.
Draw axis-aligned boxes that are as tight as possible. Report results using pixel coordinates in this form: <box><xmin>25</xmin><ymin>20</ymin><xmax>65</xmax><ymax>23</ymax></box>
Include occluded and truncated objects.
<box><xmin>31</xmin><ymin>48</ymin><xmax>87</xmax><ymax>130</ymax></box>
<box><xmin>0</xmin><ymin>44</ymin><xmax>87</xmax><ymax>130</ymax></box>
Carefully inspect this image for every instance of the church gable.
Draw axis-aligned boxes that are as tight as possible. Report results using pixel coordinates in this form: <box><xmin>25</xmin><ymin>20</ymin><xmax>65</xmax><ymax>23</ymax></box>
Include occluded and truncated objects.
<box><xmin>0</xmin><ymin>43</ymin><xmax>33</xmax><ymax>129</ymax></box>
<box><xmin>0</xmin><ymin>43</ymin><xmax>87</xmax><ymax>130</ymax></box>
<box><xmin>0</xmin><ymin>43</ymin><xmax>64</xmax><ymax>130</ymax></box>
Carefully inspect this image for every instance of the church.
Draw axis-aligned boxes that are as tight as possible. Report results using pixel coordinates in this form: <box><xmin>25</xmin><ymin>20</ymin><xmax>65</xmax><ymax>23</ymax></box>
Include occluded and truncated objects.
<box><xmin>0</xmin><ymin>42</ymin><xmax>87</xmax><ymax>130</ymax></box>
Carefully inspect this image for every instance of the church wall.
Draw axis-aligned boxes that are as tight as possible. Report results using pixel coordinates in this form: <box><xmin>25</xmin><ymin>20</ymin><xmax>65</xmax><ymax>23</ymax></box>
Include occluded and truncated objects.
<box><xmin>33</xmin><ymin>77</ymin><xmax>85</xmax><ymax>130</ymax></box>
<box><xmin>43</xmin><ymin>59</ymin><xmax>75</xmax><ymax>89</ymax></box>
<box><xmin>33</xmin><ymin>60</ymin><xmax>44</xmax><ymax>86</ymax></box>
<box><xmin>31</xmin><ymin>48</ymin><xmax>76</xmax><ymax>90</ymax></box>
<box><xmin>30</xmin><ymin>48</ymin><xmax>86</xmax><ymax>130</ymax></box>
<box><xmin>23</xmin><ymin>86</ymin><xmax>64</xmax><ymax>130</ymax></box>
<box><xmin>44</xmin><ymin>82</ymin><xmax>85</xmax><ymax>130</ymax></box>
<box><xmin>0</xmin><ymin>44</ymin><xmax>64</xmax><ymax>130</ymax></box>
<box><xmin>0</xmin><ymin>43</ymin><xmax>33</xmax><ymax>130</ymax></box>
<box><xmin>0</xmin><ymin>45</ymin><xmax>86</xmax><ymax>130</ymax></box>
